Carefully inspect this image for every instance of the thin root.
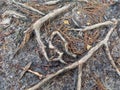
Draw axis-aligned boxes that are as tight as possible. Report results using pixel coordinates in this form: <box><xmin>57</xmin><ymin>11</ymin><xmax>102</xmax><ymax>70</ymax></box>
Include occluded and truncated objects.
<box><xmin>105</xmin><ymin>44</ymin><xmax>120</xmax><ymax>76</ymax></box>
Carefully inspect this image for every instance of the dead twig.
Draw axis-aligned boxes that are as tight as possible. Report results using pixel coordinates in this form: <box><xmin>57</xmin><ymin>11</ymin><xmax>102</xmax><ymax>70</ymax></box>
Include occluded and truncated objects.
<box><xmin>26</xmin><ymin>69</ymin><xmax>43</xmax><ymax>79</ymax></box>
<box><xmin>19</xmin><ymin>62</ymin><xmax>32</xmax><ymax>80</ymax></box>
<box><xmin>77</xmin><ymin>64</ymin><xmax>83</xmax><ymax>90</ymax></box>
<box><xmin>26</xmin><ymin>19</ymin><xmax>119</xmax><ymax>90</ymax></box>
<box><xmin>19</xmin><ymin>62</ymin><xmax>43</xmax><ymax>80</ymax></box>
<box><xmin>12</xmin><ymin>0</ymin><xmax>45</xmax><ymax>15</ymax></box>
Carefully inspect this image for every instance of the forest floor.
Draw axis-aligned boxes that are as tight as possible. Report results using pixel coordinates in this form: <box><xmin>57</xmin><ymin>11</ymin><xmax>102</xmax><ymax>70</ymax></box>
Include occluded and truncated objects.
<box><xmin>0</xmin><ymin>0</ymin><xmax>120</xmax><ymax>90</ymax></box>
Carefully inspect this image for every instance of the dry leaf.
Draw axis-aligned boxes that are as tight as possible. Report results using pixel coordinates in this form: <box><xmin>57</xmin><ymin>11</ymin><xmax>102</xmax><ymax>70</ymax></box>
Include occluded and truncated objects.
<box><xmin>87</xmin><ymin>44</ymin><xmax>92</xmax><ymax>50</ymax></box>
<box><xmin>64</xmin><ymin>20</ymin><xmax>69</xmax><ymax>25</ymax></box>
<box><xmin>77</xmin><ymin>11</ymin><xmax>80</xmax><ymax>14</ymax></box>
<box><xmin>86</xmin><ymin>22</ymin><xmax>91</xmax><ymax>26</ymax></box>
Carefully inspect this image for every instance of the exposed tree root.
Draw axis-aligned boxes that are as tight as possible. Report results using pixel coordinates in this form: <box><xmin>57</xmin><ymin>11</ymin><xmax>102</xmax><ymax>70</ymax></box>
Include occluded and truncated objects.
<box><xmin>43</xmin><ymin>0</ymin><xmax>88</xmax><ymax>6</ymax></box>
<box><xmin>14</xmin><ymin>4</ymin><xmax>74</xmax><ymax>61</ymax></box>
<box><xmin>34</xmin><ymin>29</ymin><xmax>50</xmax><ymax>61</ymax></box>
<box><xmin>44</xmin><ymin>0</ymin><xmax>61</xmax><ymax>5</ymax></box>
<box><xmin>77</xmin><ymin>64</ymin><xmax>83</xmax><ymax>90</ymax></box>
<box><xmin>69</xmin><ymin>20</ymin><xmax>114</xmax><ymax>32</ymax></box>
<box><xmin>12</xmin><ymin>0</ymin><xmax>45</xmax><ymax>15</ymax></box>
<box><xmin>49</xmin><ymin>31</ymin><xmax>76</xmax><ymax>58</ymax></box>
<box><xmin>26</xmin><ymin>19</ymin><xmax>120</xmax><ymax>90</ymax></box>
<box><xmin>49</xmin><ymin>38</ymin><xmax>66</xmax><ymax>64</ymax></box>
